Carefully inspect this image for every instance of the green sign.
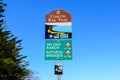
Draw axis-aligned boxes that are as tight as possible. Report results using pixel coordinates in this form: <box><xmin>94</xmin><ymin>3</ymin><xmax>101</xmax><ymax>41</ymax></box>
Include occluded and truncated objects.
<box><xmin>45</xmin><ymin>40</ymin><xmax>72</xmax><ymax>60</ymax></box>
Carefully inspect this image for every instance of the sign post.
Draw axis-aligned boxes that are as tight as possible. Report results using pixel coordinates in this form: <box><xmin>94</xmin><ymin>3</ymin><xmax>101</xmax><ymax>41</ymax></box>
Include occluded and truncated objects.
<box><xmin>45</xmin><ymin>9</ymin><xmax>72</xmax><ymax>80</ymax></box>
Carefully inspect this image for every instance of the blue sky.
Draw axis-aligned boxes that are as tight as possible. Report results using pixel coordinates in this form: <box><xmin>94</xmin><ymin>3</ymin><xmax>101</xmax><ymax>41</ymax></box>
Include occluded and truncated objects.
<box><xmin>4</xmin><ymin>0</ymin><xmax>120</xmax><ymax>80</ymax></box>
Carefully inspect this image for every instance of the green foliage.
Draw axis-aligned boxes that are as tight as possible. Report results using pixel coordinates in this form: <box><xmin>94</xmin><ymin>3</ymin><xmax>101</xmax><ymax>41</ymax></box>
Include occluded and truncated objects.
<box><xmin>0</xmin><ymin>1</ymin><xmax>30</xmax><ymax>80</ymax></box>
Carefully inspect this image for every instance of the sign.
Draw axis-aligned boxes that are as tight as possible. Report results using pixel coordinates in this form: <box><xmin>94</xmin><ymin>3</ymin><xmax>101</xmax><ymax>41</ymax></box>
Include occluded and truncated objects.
<box><xmin>45</xmin><ymin>40</ymin><xmax>72</xmax><ymax>60</ymax></box>
<box><xmin>55</xmin><ymin>65</ymin><xmax>63</xmax><ymax>75</ymax></box>
<box><xmin>45</xmin><ymin>9</ymin><xmax>72</xmax><ymax>39</ymax></box>
<box><xmin>54</xmin><ymin>60</ymin><xmax>63</xmax><ymax>75</ymax></box>
<box><xmin>46</xmin><ymin>10</ymin><xmax>71</xmax><ymax>23</ymax></box>
<box><xmin>45</xmin><ymin>24</ymin><xmax>72</xmax><ymax>39</ymax></box>
<box><xmin>45</xmin><ymin>9</ymin><xmax>72</xmax><ymax>60</ymax></box>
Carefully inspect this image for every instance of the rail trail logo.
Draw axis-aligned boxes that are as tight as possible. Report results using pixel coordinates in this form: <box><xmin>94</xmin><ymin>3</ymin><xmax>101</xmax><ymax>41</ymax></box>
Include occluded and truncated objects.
<box><xmin>55</xmin><ymin>65</ymin><xmax>63</xmax><ymax>75</ymax></box>
<box><xmin>45</xmin><ymin>25</ymin><xmax>72</xmax><ymax>39</ymax></box>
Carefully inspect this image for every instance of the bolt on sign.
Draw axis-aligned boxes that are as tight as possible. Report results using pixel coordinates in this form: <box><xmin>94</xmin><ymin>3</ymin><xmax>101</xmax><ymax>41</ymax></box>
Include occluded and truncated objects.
<box><xmin>45</xmin><ymin>40</ymin><xmax>72</xmax><ymax>60</ymax></box>
<box><xmin>54</xmin><ymin>61</ymin><xmax>63</xmax><ymax>75</ymax></box>
<box><xmin>45</xmin><ymin>9</ymin><xmax>72</xmax><ymax>60</ymax></box>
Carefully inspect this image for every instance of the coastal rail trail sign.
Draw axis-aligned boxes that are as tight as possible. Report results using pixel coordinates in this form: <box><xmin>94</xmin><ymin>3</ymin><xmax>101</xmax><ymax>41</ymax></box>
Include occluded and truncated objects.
<box><xmin>45</xmin><ymin>9</ymin><xmax>72</xmax><ymax>60</ymax></box>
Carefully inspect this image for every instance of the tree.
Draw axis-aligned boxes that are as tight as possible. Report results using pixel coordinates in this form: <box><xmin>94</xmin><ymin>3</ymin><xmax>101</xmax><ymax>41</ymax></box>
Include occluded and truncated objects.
<box><xmin>25</xmin><ymin>70</ymin><xmax>41</xmax><ymax>80</ymax></box>
<box><xmin>0</xmin><ymin>0</ymin><xmax>30</xmax><ymax>80</ymax></box>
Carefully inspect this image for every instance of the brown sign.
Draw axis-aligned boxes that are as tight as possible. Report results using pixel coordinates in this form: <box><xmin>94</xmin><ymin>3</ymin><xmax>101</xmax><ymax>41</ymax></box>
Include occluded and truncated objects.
<box><xmin>46</xmin><ymin>10</ymin><xmax>71</xmax><ymax>23</ymax></box>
